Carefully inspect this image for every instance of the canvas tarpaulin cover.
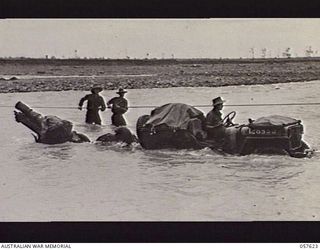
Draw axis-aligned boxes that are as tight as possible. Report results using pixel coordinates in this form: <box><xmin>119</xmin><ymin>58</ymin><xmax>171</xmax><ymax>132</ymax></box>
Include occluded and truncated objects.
<box><xmin>250</xmin><ymin>115</ymin><xmax>300</xmax><ymax>127</ymax></box>
<box><xmin>146</xmin><ymin>103</ymin><xmax>205</xmax><ymax>130</ymax></box>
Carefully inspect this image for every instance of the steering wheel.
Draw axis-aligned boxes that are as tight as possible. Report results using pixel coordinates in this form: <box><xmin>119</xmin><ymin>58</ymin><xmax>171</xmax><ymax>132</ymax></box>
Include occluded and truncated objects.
<box><xmin>222</xmin><ymin>111</ymin><xmax>236</xmax><ymax>127</ymax></box>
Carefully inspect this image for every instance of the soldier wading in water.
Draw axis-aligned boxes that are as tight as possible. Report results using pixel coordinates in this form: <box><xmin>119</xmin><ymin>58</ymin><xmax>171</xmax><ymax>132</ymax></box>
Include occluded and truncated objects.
<box><xmin>78</xmin><ymin>85</ymin><xmax>106</xmax><ymax>125</ymax></box>
<box><xmin>107</xmin><ymin>88</ymin><xmax>128</xmax><ymax>127</ymax></box>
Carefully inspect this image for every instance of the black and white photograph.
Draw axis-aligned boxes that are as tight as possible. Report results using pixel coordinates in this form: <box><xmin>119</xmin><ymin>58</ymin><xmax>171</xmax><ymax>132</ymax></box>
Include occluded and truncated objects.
<box><xmin>0</xmin><ymin>18</ymin><xmax>320</xmax><ymax>241</ymax></box>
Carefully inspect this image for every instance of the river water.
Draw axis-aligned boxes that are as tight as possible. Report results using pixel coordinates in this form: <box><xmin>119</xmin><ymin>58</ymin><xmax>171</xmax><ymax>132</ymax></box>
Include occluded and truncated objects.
<box><xmin>0</xmin><ymin>81</ymin><xmax>319</xmax><ymax>221</ymax></box>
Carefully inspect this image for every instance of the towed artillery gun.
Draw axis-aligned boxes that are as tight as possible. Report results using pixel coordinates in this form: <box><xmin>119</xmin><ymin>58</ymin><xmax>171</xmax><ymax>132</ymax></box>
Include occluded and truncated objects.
<box><xmin>14</xmin><ymin>101</ymin><xmax>137</xmax><ymax>145</ymax></box>
<box><xmin>14</xmin><ymin>101</ymin><xmax>90</xmax><ymax>144</ymax></box>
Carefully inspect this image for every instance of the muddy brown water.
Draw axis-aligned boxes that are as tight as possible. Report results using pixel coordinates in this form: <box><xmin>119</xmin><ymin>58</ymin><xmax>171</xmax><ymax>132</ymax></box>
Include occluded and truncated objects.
<box><xmin>0</xmin><ymin>81</ymin><xmax>319</xmax><ymax>221</ymax></box>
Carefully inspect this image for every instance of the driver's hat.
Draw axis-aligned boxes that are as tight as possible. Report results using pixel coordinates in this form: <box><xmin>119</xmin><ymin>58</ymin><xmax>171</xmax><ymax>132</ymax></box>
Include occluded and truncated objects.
<box><xmin>212</xmin><ymin>96</ymin><xmax>225</xmax><ymax>106</ymax></box>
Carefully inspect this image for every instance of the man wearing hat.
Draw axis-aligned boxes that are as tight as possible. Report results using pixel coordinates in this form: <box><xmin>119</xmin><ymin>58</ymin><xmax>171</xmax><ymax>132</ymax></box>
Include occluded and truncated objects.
<box><xmin>78</xmin><ymin>85</ymin><xmax>106</xmax><ymax>125</ymax></box>
<box><xmin>107</xmin><ymin>88</ymin><xmax>128</xmax><ymax>127</ymax></box>
<box><xmin>205</xmin><ymin>96</ymin><xmax>226</xmax><ymax>140</ymax></box>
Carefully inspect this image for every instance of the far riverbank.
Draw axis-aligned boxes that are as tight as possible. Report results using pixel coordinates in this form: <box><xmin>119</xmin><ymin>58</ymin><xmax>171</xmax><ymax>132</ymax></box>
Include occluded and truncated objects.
<box><xmin>1</xmin><ymin>58</ymin><xmax>320</xmax><ymax>93</ymax></box>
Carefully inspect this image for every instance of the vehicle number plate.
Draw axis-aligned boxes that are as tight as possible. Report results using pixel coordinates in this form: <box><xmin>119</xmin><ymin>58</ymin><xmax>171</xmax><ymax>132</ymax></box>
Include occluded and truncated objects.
<box><xmin>249</xmin><ymin>129</ymin><xmax>278</xmax><ymax>135</ymax></box>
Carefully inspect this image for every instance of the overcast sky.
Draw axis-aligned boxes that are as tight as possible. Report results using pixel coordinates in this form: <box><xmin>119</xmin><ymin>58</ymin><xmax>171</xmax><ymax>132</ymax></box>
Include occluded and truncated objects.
<box><xmin>1</xmin><ymin>19</ymin><xmax>320</xmax><ymax>59</ymax></box>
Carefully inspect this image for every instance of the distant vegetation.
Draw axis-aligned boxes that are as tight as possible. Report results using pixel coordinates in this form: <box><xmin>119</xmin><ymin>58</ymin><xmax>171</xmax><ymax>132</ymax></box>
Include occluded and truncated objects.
<box><xmin>1</xmin><ymin>57</ymin><xmax>320</xmax><ymax>66</ymax></box>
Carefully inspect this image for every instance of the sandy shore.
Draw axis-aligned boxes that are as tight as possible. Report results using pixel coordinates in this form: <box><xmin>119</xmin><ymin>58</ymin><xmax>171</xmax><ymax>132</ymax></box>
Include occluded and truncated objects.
<box><xmin>0</xmin><ymin>58</ymin><xmax>320</xmax><ymax>93</ymax></box>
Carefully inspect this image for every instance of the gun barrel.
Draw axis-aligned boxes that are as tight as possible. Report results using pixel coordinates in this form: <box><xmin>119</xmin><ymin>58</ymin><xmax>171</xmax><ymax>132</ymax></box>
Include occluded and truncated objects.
<box><xmin>15</xmin><ymin>101</ymin><xmax>32</xmax><ymax>113</ymax></box>
<box><xmin>15</xmin><ymin>101</ymin><xmax>44</xmax><ymax>123</ymax></box>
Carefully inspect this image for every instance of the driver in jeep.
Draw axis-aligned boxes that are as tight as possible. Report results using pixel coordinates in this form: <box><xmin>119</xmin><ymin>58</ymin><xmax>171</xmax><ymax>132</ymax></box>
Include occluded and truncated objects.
<box><xmin>205</xmin><ymin>96</ymin><xmax>235</xmax><ymax>141</ymax></box>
